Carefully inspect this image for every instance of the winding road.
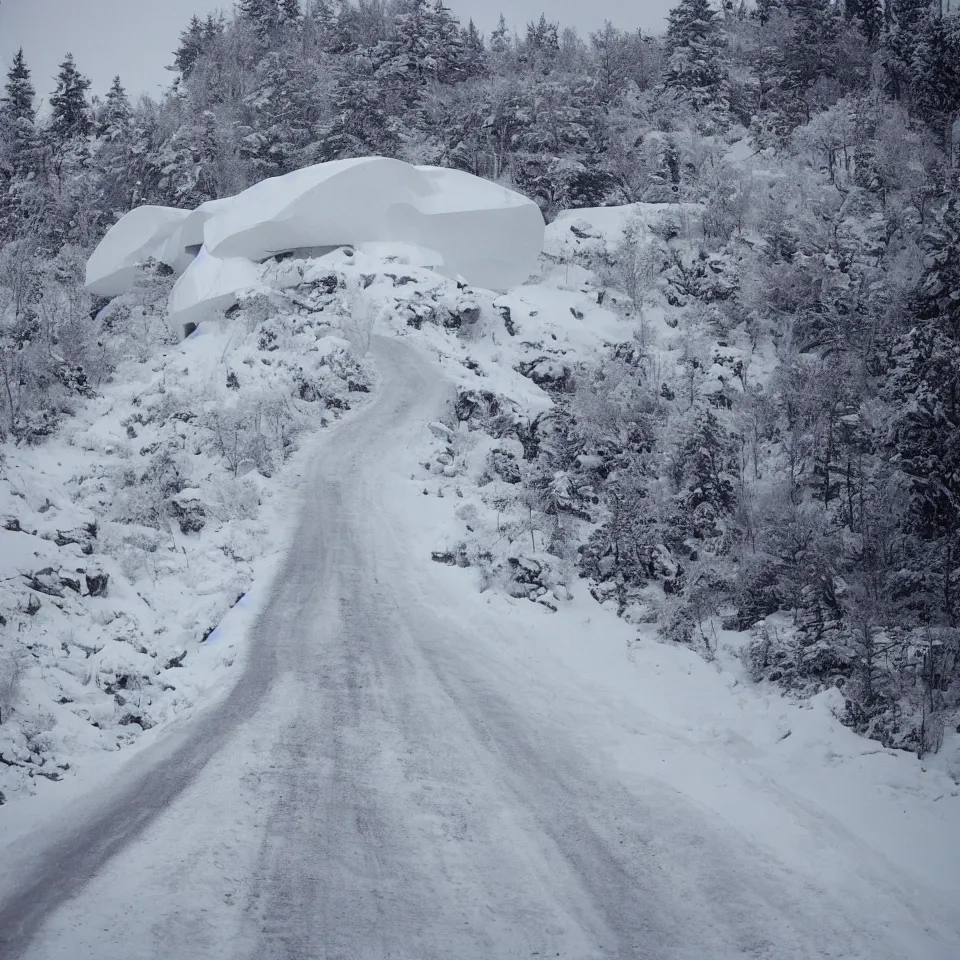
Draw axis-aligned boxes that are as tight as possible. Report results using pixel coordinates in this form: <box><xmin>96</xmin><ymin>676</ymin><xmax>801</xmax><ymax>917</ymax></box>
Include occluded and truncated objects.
<box><xmin>0</xmin><ymin>337</ymin><xmax>954</xmax><ymax>959</ymax></box>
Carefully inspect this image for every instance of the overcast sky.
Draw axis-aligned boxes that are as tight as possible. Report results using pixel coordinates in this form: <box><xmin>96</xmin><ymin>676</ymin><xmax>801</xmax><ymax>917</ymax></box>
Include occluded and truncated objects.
<box><xmin>0</xmin><ymin>0</ymin><xmax>673</xmax><ymax>100</ymax></box>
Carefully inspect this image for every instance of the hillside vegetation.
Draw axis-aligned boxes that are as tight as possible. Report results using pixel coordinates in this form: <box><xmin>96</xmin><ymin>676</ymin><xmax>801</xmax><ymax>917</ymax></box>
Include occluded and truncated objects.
<box><xmin>2</xmin><ymin>0</ymin><xmax>960</xmax><ymax>792</ymax></box>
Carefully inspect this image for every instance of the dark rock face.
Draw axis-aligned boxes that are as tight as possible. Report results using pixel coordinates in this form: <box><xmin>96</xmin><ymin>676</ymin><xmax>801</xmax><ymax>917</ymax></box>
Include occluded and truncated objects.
<box><xmin>85</xmin><ymin>571</ymin><xmax>109</xmax><ymax>597</ymax></box>
<box><xmin>495</xmin><ymin>303</ymin><xmax>518</xmax><ymax>336</ymax></box>
<box><xmin>454</xmin><ymin>388</ymin><xmax>502</xmax><ymax>425</ymax></box>
<box><xmin>170</xmin><ymin>498</ymin><xmax>206</xmax><ymax>535</ymax></box>
<box><xmin>487</xmin><ymin>449</ymin><xmax>521</xmax><ymax>484</ymax></box>
<box><xmin>444</xmin><ymin>304</ymin><xmax>481</xmax><ymax>329</ymax></box>
<box><xmin>516</xmin><ymin>356</ymin><xmax>573</xmax><ymax>392</ymax></box>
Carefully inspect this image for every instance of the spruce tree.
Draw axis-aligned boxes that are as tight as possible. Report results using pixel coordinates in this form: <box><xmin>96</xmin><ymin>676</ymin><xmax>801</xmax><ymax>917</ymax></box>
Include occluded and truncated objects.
<box><xmin>280</xmin><ymin>0</ymin><xmax>302</xmax><ymax>23</ymax></box>
<box><xmin>203</xmin><ymin>13</ymin><xmax>226</xmax><ymax>43</ymax></box>
<box><xmin>886</xmin><ymin>183</ymin><xmax>960</xmax><ymax>628</ymax></box>
<box><xmin>461</xmin><ymin>19</ymin><xmax>487</xmax><ymax>77</ymax></box>
<box><xmin>93</xmin><ymin>78</ymin><xmax>140</xmax><ymax>217</ymax></box>
<box><xmin>49</xmin><ymin>53</ymin><xmax>92</xmax><ymax>141</ymax></box>
<box><xmin>909</xmin><ymin>13</ymin><xmax>960</xmax><ymax>137</ymax></box>
<box><xmin>240</xmin><ymin>0</ymin><xmax>281</xmax><ymax>42</ymax></box>
<box><xmin>526</xmin><ymin>14</ymin><xmax>560</xmax><ymax>53</ymax></box>
<box><xmin>845</xmin><ymin>0</ymin><xmax>886</xmax><ymax>45</ymax></box>
<box><xmin>97</xmin><ymin>76</ymin><xmax>131</xmax><ymax>141</ymax></box>
<box><xmin>174</xmin><ymin>15</ymin><xmax>205</xmax><ymax>76</ymax></box>
<box><xmin>754</xmin><ymin>0</ymin><xmax>850</xmax><ymax>133</ymax></box>
<box><xmin>753</xmin><ymin>0</ymin><xmax>781</xmax><ymax>25</ymax></box>
<box><xmin>779</xmin><ymin>0</ymin><xmax>844</xmax><ymax>98</ymax></box>
<box><xmin>0</xmin><ymin>49</ymin><xmax>40</xmax><ymax>233</ymax></box>
<box><xmin>881</xmin><ymin>0</ymin><xmax>930</xmax><ymax>101</ymax></box>
<box><xmin>375</xmin><ymin>0</ymin><xmax>468</xmax><ymax>87</ymax></box>
<box><xmin>2</xmin><ymin>49</ymin><xmax>36</xmax><ymax>125</ymax></box>
<box><xmin>489</xmin><ymin>13</ymin><xmax>510</xmax><ymax>54</ymax></box>
<box><xmin>662</xmin><ymin>0</ymin><xmax>730</xmax><ymax>118</ymax></box>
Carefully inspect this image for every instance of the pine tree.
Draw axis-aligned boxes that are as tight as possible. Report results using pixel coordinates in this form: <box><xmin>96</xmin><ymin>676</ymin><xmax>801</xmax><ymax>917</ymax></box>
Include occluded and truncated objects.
<box><xmin>754</xmin><ymin>0</ymin><xmax>850</xmax><ymax>134</ymax></box>
<box><xmin>49</xmin><ymin>53</ymin><xmax>92</xmax><ymax>142</ymax></box>
<box><xmin>526</xmin><ymin>14</ymin><xmax>560</xmax><ymax>53</ymax></box>
<box><xmin>203</xmin><ymin>13</ymin><xmax>226</xmax><ymax>43</ymax></box>
<box><xmin>881</xmin><ymin>0</ymin><xmax>930</xmax><ymax>101</ymax></box>
<box><xmin>2</xmin><ymin>49</ymin><xmax>36</xmax><ymax>125</ymax></box>
<box><xmin>845</xmin><ymin>0</ymin><xmax>886</xmax><ymax>45</ymax></box>
<box><xmin>240</xmin><ymin>0</ymin><xmax>281</xmax><ymax>42</ymax></box>
<box><xmin>779</xmin><ymin>0</ymin><xmax>844</xmax><ymax>99</ymax></box>
<box><xmin>96</xmin><ymin>76</ymin><xmax>131</xmax><ymax>141</ymax></box>
<box><xmin>174</xmin><ymin>15</ymin><xmax>205</xmax><ymax>76</ymax></box>
<box><xmin>662</xmin><ymin>0</ymin><xmax>730</xmax><ymax>119</ymax></box>
<box><xmin>753</xmin><ymin>0</ymin><xmax>782</xmax><ymax>25</ymax></box>
<box><xmin>0</xmin><ymin>51</ymin><xmax>41</xmax><ymax>236</ymax></box>
<box><xmin>674</xmin><ymin>408</ymin><xmax>737</xmax><ymax>527</ymax></box>
<box><xmin>886</xmin><ymin>182</ymin><xmax>960</xmax><ymax>628</ymax></box>
<box><xmin>374</xmin><ymin>0</ymin><xmax>468</xmax><ymax>88</ymax></box>
<box><xmin>590</xmin><ymin>21</ymin><xmax>630</xmax><ymax>107</ymax></box>
<box><xmin>241</xmin><ymin>51</ymin><xmax>319</xmax><ymax>176</ymax></box>
<box><xmin>909</xmin><ymin>12</ymin><xmax>960</xmax><ymax>137</ymax></box>
<box><xmin>489</xmin><ymin>13</ymin><xmax>510</xmax><ymax>54</ymax></box>
<box><xmin>323</xmin><ymin>55</ymin><xmax>400</xmax><ymax>158</ymax></box>
<box><xmin>461</xmin><ymin>19</ymin><xmax>487</xmax><ymax>77</ymax></box>
<box><xmin>310</xmin><ymin>0</ymin><xmax>356</xmax><ymax>54</ymax></box>
<box><xmin>280</xmin><ymin>0</ymin><xmax>302</xmax><ymax>23</ymax></box>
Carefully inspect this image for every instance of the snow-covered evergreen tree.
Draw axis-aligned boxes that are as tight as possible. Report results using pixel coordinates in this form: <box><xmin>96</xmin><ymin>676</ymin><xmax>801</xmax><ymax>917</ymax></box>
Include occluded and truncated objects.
<box><xmin>1</xmin><ymin>49</ymin><xmax>35</xmax><ymax>126</ymax></box>
<box><xmin>49</xmin><ymin>54</ymin><xmax>92</xmax><ymax>143</ymax></box>
<box><xmin>661</xmin><ymin>0</ymin><xmax>730</xmax><ymax>124</ymax></box>
<box><xmin>174</xmin><ymin>15</ymin><xmax>206</xmax><ymax>76</ymax></box>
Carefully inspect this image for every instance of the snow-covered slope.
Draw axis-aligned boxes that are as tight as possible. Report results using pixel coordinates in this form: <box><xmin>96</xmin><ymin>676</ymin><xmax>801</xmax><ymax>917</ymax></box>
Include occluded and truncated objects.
<box><xmin>0</xmin><ymin>287</ymin><xmax>373</xmax><ymax>803</ymax></box>
<box><xmin>4</xmin><ymin>336</ymin><xmax>958</xmax><ymax>960</ymax></box>
<box><xmin>3</xmin><ymin>190</ymin><xmax>959</xmax><ymax>958</ymax></box>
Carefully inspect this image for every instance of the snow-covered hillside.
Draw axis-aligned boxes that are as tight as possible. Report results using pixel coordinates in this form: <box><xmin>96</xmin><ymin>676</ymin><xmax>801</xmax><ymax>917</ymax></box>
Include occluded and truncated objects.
<box><xmin>0</xmin><ymin>273</ymin><xmax>374</xmax><ymax>801</ymax></box>
<box><xmin>2</xmin><ymin>231</ymin><xmax>960</xmax><ymax>958</ymax></box>
<box><xmin>4</xmin><ymin>0</ymin><xmax>960</xmax><ymax>950</ymax></box>
<box><xmin>1</xmin><ymin>183</ymin><xmax>957</xmax><ymax>857</ymax></box>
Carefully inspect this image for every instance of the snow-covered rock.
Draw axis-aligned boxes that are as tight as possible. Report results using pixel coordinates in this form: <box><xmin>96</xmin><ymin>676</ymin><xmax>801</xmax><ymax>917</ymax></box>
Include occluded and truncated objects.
<box><xmin>85</xmin><ymin>206</ymin><xmax>191</xmax><ymax>297</ymax></box>
<box><xmin>86</xmin><ymin>158</ymin><xmax>545</xmax><ymax>329</ymax></box>
<box><xmin>203</xmin><ymin>159</ymin><xmax>543</xmax><ymax>290</ymax></box>
<box><xmin>155</xmin><ymin>198</ymin><xmax>233</xmax><ymax>276</ymax></box>
<box><xmin>168</xmin><ymin>248</ymin><xmax>262</xmax><ymax>332</ymax></box>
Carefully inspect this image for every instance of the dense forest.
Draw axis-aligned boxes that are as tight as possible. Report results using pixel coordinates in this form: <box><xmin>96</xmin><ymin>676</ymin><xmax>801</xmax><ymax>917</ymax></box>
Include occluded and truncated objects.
<box><xmin>2</xmin><ymin>0</ymin><xmax>960</xmax><ymax>757</ymax></box>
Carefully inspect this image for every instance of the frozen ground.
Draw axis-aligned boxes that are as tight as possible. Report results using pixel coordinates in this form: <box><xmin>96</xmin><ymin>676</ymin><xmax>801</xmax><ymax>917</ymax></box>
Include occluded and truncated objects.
<box><xmin>0</xmin><ymin>337</ymin><xmax>958</xmax><ymax>960</ymax></box>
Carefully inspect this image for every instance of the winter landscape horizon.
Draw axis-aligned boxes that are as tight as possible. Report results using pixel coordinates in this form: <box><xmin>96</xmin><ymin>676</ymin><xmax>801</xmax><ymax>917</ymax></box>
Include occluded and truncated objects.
<box><xmin>1</xmin><ymin>1</ymin><xmax>959</xmax><ymax>957</ymax></box>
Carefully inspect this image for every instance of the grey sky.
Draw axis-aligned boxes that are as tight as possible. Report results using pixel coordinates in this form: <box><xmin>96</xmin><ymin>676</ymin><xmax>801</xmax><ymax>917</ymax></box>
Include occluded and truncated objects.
<box><xmin>0</xmin><ymin>0</ymin><xmax>673</xmax><ymax>99</ymax></box>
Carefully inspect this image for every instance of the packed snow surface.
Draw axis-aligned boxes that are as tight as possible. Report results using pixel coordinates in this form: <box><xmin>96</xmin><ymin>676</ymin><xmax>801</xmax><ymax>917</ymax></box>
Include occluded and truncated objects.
<box><xmin>86</xmin><ymin>157</ymin><xmax>544</xmax><ymax>326</ymax></box>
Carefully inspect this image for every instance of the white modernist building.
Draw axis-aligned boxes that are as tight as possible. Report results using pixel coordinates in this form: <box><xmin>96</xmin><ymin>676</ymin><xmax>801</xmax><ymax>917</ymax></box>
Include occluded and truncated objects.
<box><xmin>86</xmin><ymin>157</ymin><xmax>545</xmax><ymax>333</ymax></box>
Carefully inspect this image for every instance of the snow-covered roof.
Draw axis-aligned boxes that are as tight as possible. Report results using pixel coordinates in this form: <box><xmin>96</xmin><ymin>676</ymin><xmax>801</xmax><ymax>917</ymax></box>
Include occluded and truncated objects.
<box><xmin>85</xmin><ymin>158</ymin><xmax>545</xmax><ymax>327</ymax></box>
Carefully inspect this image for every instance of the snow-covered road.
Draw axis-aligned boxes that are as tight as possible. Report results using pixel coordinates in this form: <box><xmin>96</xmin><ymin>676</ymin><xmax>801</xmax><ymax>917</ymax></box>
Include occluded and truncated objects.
<box><xmin>1</xmin><ymin>337</ymin><xmax>957</xmax><ymax>960</ymax></box>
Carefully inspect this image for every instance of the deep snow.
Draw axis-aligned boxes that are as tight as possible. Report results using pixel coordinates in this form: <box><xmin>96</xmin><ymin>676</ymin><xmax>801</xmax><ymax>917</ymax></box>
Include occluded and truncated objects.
<box><xmin>85</xmin><ymin>157</ymin><xmax>545</xmax><ymax>328</ymax></box>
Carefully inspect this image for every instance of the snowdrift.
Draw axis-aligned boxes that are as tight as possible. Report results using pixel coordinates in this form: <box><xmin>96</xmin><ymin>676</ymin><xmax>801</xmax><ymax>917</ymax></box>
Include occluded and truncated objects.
<box><xmin>86</xmin><ymin>158</ymin><xmax>545</xmax><ymax>329</ymax></box>
<box><xmin>85</xmin><ymin>206</ymin><xmax>191</xmax><ymax>297</ymax></box>
<box><xmin>168</xmin><ymin>248</ymin><xmax>263</xmax><ymax>328</ymax></box>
